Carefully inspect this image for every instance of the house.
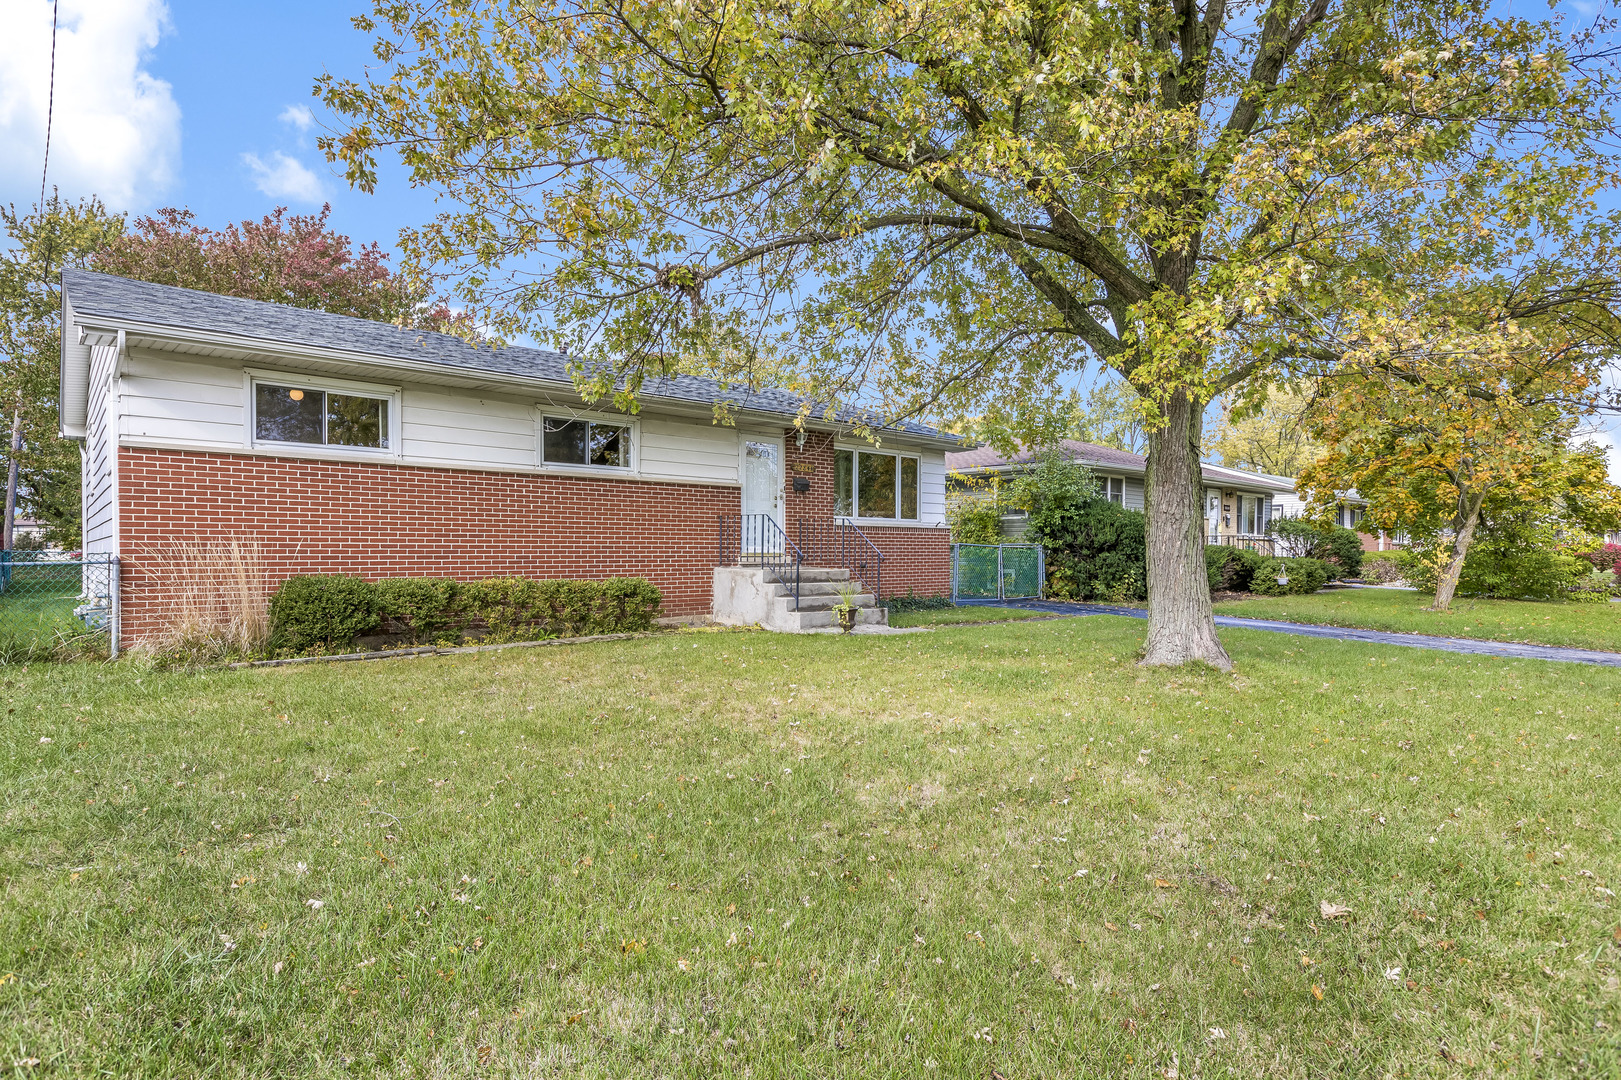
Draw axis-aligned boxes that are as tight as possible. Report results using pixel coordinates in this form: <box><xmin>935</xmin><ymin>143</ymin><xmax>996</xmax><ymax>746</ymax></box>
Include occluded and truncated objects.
<box><xmin>1206</xmin><ymin>464</ymin><xmax>1396</xmax><ymax>552</ymax></box>
<box><xmin>945</xmin><ymin>439</ymin><xmax>1294</xmax><ymax>551</ymax></box>
<box><xmin>59</xmin><ymin>271</ymin><xmax>961</xmax><ymax>640</ymax></box>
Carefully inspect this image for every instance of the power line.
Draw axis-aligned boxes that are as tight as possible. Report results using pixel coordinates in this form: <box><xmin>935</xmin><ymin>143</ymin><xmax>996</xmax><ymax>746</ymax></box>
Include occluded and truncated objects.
<box><xmin>40</xmin><ymin>0</ymin><xmax>59</xmax><ymax>210</ymax></box>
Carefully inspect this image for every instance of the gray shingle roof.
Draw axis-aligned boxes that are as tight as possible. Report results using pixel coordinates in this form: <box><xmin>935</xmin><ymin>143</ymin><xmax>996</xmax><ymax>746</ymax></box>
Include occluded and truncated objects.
<box><xmin>63</xmin><ymin>269</ymin><xmax>960</xmax><ymax>444</ymax></box>
<box><xmin>946</xmin><ymin>438</ymin><xmax>1294</xmax><ymax>491</ymax></box>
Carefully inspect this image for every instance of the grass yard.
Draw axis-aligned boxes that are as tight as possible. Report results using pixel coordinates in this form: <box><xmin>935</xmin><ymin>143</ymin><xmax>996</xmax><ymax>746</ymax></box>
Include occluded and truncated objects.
<box><xmin>0</xmin><ymin>565</ymin><xmax>86</xmax><ymax>648</ymax></box>
<box><xmin>3</xmin><ymin>617</ymin><xmax>1619</xmax><ymax>1077</ymax></box>
<box><xmin>886</xmin><ymin>605</ymin><xmax>1051</xmax><ymax>628</ymax></box>
<box><xmin>1216</xmin><ymin>586</ymin><xmax>1621</xmax><ymax>653</ymax></box>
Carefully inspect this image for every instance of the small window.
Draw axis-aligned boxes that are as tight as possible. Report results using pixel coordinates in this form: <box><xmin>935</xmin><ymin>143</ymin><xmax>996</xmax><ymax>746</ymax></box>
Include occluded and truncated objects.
<box><xmin>1104</xmin><ymin>476</ymin><xmax>1125</xmax><ymax>505</ymax></box>
<box><xmin>542</xmin><ymin>416</ymin><xmax>631</xmax><ymax>468</ymax></box>
<box><xmin>254</xmin><ymin>382</ymin><xmax>389</xmax><ymax>449</ymax></box>
<box><xmin>900</xmin><ymin>457</ymin><xmax>918</xmax><ymax>520</ymax></box>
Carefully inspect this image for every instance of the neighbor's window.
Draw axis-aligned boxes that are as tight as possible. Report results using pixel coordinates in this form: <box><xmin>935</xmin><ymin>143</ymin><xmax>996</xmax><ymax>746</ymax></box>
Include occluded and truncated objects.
<box><xmin>1103</xmin><ymin>476</ymin><xmax>1125</xmax><ymax>505</ymax></box>
<box><xmin>834</xmin><ymin>448</ymin><xmax>919</xmax><ymax>520</ymax></box>
<box><xmin>254</xmin><ymin>383</ymin><xmax>389</xmax><ymax>449</ymax></box>
<box><xmin>542</xmin><ymin>416</ymin><xmax>631</xmax><ymax>468</ymax></box>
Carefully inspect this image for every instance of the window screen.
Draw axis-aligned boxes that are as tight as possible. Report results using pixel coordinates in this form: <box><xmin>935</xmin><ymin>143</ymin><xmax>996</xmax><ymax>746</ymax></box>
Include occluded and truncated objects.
<box><xmin>834</xmin><ymin>450</ymin><xmax>854</xmax><ymax>516</ymax></box>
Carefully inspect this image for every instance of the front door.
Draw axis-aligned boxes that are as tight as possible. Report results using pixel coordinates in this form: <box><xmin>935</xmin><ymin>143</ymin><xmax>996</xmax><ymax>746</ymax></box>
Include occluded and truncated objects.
<box><xmin>741</xmin><ymin>439</ymin><xmax>783</xmax><ymax>552</ymax></box>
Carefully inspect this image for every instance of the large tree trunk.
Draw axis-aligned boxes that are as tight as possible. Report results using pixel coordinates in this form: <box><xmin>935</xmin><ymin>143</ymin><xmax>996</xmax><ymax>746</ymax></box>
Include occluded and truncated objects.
<box><xmin>1430</xmin><ymin>490</ymin><xmax>1486</xmax><ymax>612</ymax></box>
<box><xmin>1141</xmin><ymin>390</ymin><xmax>1231</xmax><ymax>670</ymax></box>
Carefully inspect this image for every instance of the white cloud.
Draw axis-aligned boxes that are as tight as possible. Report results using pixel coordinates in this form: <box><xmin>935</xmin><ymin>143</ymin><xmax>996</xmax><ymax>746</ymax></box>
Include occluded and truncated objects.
<box><xmin>278</xmin><ymin>104</ymin><xmax>314</xmax><ymax>132</ymax></box>
<box><xmin>0</xmin><ymin>0</ymin><xmax>180</xmax><ymax>209</ymax></box>
<box><xmin>241</xmin><ymin>150</ymin><xmax>325</xmax><ymax>203</ymax></box>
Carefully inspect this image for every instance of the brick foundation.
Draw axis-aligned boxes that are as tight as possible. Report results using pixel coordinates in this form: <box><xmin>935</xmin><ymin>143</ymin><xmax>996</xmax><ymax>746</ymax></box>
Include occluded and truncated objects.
<box><xmin>116</xmin><ymin>446</ymin><xmax>740</xmax><ymax>641</ymax></box>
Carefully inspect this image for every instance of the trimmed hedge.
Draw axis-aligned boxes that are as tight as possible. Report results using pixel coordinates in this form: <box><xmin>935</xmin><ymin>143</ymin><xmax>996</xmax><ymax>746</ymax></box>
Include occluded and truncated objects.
<box><xmin>1248</xmin><ymin>557</ymin><xmax>1333</xmax><ymax>596</ymax></box>
<box><xmin>269</xmin><ymin>575</ymin><xmax>381</xmax><ymax>651</ymax></box>
<box><xmin>269</xmin><ymin>575</ymin><xmax>663</xmax><ymax>651</ymax></box>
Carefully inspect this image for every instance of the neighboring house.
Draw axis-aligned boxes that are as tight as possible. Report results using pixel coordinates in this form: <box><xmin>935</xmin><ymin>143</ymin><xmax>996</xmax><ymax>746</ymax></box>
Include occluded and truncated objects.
<box><xmin>59</xmin><ymin>271</ymin><xmax>960</xmax><ymax>641</ymax></box>
<box><xmin>945</xmin><ymin>439</ymin><xmax>1293</xmax><ymax>552</ymax></box>
<box><xmin>1208</xmin><ymin>464</ymin><xmax>1396</xmax><ymax>552</ymax></box>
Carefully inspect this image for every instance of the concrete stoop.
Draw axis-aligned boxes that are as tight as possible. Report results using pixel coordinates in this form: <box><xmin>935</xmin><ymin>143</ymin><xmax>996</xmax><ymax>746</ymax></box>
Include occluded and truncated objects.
<box><xmin>712</xmin><ymin>566</ymin><xmax>888</xmax><ymax>632</ymax></box>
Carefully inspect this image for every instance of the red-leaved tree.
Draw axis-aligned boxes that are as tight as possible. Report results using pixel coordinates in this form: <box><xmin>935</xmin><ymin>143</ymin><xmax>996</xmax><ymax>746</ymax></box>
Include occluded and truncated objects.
<box><xmin>97</xmin><ymin>205</ymin><xmax>468</xmax><ymax>333</ymax></box>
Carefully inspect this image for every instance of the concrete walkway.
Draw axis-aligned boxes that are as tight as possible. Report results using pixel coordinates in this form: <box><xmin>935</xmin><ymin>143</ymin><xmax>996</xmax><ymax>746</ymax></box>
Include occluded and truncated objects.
<box><xmin>959</xmin><ymin>598</ymin><xmax>1621</xmax><ymax>668</ymax></box>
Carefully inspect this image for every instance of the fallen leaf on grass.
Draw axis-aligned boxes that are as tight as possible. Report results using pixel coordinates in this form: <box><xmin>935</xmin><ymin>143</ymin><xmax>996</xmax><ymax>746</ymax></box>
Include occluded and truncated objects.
<box><xmin>1104</xmin><ymin>922</ymin><xmax>1119</xmax><ymax>931</ymax></box>
<box><xmin>1154</xmin><ymin>878</ymin><xmax>1175</xmax><ymax>889</ymax></box>
<box><xmin>1319</xmin><ymin>901</ymin><xmax>1351</xmax><ymax>919</ymax></box>
<box><xmin>563</xmin><ymin>1011</ymin><xmax>587</xmax><ymax>1026</ymax></box>
<box><xmin>1311</xmin><ymin>984</ymin><xmax>1324</xmax><ymax>1000</ymax></box>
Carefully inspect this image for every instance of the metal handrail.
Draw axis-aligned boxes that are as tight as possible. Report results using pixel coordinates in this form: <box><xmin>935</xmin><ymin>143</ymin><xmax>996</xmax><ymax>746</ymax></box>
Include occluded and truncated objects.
<box><xmin>717</xmin><ymin>514</ymin><xmax>806</xmax><ymax>611</ymax></box>
<box><xmin>793</xmin><ymin>518</ymin><xmax>883</xmax><ymax>601</ymax></box>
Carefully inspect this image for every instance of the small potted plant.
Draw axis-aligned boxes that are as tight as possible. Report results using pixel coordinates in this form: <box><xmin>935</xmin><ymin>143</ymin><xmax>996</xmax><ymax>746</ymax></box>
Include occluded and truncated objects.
<box><xmin>831</xmin><ymin>580</ymin><xmax>861</xmax><ymax>633</ymax></box>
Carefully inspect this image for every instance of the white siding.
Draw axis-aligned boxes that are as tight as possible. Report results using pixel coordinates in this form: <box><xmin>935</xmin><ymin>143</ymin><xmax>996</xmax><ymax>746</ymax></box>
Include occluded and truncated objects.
<box><xmin>119</xmin><ymin>349</ymin><xmax>244</xmax><ymax>446</ymax></box>
<box><xmin>402</xmin><ymin>388</ymin><xmax>536</xmax><ymax>470</ymax></box>
<box><xmin>1123</xmin><ymin>477</ymin><xmax>1145</xmax><ymax>511</ymax></box>
<box><xmin>82</xmin><ymin>343</ymin><xmax>120</xmax><ymax>555</ymax></box>
<box><xmin>639</xmin><ymin>416</ymin><xmax>739</xmax><ymax>484</ymax></box>
<box><xmin>918</xmin><ymin>451</ymin><xmax>948</xmax><ymax>525</ymax></box>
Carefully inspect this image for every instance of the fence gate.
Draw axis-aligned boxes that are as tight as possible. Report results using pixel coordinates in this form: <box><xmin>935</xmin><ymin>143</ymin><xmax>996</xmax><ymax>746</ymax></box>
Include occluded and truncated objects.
<box><xmin>952</xmin><ymin>543</ymin><xmax>1044</xmax><ymax>602</ymax></box>
<box><xmin>0</xmin><ymin>551</ymin><xmax>120</xmax><ymax>657</ymax></box>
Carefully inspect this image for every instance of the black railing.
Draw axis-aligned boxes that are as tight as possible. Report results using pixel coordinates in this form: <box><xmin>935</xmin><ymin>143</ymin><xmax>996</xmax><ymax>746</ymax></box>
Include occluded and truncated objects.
<box><xmin>717</xmin><ymin>514</ymin><xmax>806</xmax><ymax>611</ymax></box>
<box><xmin>793</xmin><ymin>518</ymin><xmax>883</xmax><ymax>601</ymax></box>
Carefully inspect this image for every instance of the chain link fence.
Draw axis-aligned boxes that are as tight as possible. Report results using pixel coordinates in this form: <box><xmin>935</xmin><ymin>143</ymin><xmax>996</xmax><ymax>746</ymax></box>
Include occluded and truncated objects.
<box><xmin>952</xmin><ymin>543</ymin><xmax>1044</xmax><ymax>602</ymax></box>
<box><xmin>0</xmin><ymin>552</ymin><xmax>119</xmax><ymax>658</ymax></box>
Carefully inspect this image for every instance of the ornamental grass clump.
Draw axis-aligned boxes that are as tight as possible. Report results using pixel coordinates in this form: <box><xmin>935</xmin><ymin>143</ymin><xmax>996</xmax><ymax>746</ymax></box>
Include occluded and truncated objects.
<box><xmin>141</xmin><ymin>537</ymin><xmax>271</xmax><ymax>660</ymax></box>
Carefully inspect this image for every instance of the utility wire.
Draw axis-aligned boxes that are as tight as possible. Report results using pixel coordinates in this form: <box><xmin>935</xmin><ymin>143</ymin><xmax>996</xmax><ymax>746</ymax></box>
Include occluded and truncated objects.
<box><xmin>40</xmin><ymin>0</ymin><xmax>59</xmax><ymax>210</ymax></box>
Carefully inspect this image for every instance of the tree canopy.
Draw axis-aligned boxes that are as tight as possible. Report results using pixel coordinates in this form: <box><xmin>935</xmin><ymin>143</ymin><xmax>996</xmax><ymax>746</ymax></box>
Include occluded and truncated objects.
<box><xmin>320</xmin><ymin>0</ymin><xmax>1621</xmax><ymax>666</ymax></box>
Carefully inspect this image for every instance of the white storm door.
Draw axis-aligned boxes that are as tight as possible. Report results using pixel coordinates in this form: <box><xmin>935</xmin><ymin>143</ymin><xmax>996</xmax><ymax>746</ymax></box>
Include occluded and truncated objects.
<box><xmin>740</xmin><ymin>439</ymin><xmax>784</xmax><ymax>553</ymax></box>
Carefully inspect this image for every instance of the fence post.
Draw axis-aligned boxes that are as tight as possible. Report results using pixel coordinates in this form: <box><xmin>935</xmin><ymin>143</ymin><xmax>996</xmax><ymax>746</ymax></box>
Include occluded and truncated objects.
<box><xmin>996</xmin><ymin>545</ymin><xmax>1004</xmax><ymax>601</ymax></box>
<box><xmin>109</xmin><ymin>555</ymin><xmax>120</xmax><ymax>660</ymax></box>
<box><xmin>950</xmin><ymin>543</ymin><xmax>958</xmax><ymax>603</ymax></box>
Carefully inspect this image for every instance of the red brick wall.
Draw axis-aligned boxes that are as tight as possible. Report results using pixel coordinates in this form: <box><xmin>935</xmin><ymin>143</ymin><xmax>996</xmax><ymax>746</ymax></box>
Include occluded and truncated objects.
<box><xmin>857</xmin><ymin>524</ymin><xmax>953</xmax><ymax>599</ymax></box>
<box><xmin>776</xmin><ymin>428</ymin><xmax>951</xmax><ymax>599</ymax></box>
<box><xmin>116</xmin><ymin>446</ymin><xmax>739</xmax><ymax>640</ymax></box>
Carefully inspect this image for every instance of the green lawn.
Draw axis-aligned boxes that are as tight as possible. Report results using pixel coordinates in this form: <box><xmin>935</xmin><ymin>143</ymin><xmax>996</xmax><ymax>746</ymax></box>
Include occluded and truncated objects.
<box><xmin>886</xmin><ymin>605</ymin><xmax>1050</xmax><ymax>627</ymax></box>
<box><xmin>1215</xmin><ymin>586</ymin><xmax>1621</xmax><ymax>652</ymax></box>
<box><xmin>4</xmin><ymin>618</ymin><xmax>1619</xmax><ymax>1077</ymax></box>
<box><xmin>0</xmin><ymin>565</ymin><xmax>85</xmax><ymax>647</ymax></box>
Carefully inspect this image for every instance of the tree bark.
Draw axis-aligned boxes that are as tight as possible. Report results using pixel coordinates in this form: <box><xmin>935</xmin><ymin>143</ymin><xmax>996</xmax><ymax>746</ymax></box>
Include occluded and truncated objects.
<box><xmin>1430</xmin><ymin>489</ymin><xmax>1486</xmax><ymax>612</ymax></box>
<box><xmin>1141</xmin><ymin>390</ymin><xmax>1232</xmax><ymax>669</ymax></box>
<box><xmin>2</xmin><ymin>403</ymin><xmax>20</xmax><ymax>552</ymax></box>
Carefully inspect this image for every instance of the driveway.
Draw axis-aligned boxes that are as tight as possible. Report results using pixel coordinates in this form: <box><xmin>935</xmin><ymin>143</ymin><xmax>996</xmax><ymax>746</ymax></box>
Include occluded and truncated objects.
<box><xmin>958</xmin><ymin>598</ymin><xmax>1621</xmax><ymax>668</ymax></box>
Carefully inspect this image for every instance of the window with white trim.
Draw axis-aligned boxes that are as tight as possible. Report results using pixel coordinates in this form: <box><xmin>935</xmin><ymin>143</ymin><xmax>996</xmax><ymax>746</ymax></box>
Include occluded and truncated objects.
<box><xmin>834</xmin><ymin>448</ymin><xmax>919</xmax><ymax>520</ymax></box>
<box><xmin>1103</xmin><ymin>476</ymin><xmax>1125</xmax><ymax>505</ymax></box>
<box><xmin>541</xmin><ymin>416</ymin><xmax>632</xmax><ymax>469</ymax></box>
<box><xmin>252</xmin><ymin>379</ymin><xmax>393</xmax><ymax>451</ymax></box>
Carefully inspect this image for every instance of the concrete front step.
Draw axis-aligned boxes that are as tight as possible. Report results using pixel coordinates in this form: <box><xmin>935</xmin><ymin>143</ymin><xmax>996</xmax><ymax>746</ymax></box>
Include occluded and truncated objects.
<box><xmin>713</xmin><ymin>566</ymin><xmax>886</xmax><ymax>632</ymax></box>
<box><xmin>762</xmin><ymin>566</ymin><xmax>851</xmax><ymax>584</ymax></box>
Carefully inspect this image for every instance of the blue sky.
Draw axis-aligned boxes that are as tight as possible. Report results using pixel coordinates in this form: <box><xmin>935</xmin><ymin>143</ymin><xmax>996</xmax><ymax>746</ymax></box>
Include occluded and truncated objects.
<box><xmin>0</xmin><ymin>0</ymin><xmax>1617</xmax><ymax>477</ymax></box>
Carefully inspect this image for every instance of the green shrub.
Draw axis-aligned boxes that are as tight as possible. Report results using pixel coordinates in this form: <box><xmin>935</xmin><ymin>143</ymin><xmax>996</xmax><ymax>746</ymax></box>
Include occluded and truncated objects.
<box><xmin>374</xmin><ymin>578</ymin><xmax>460</xmax><ymax>643</ymax></box>
<box><xmin>1271</xmin><ymin>518</ymin><xmax>1363</xmax><ymax>578</ymax></box>
<box><xmin>1458</xmin><ymin>544</ymin><xmax>1590</xmax><ymax>602</ymax></box>
<box><xmin>1029</xmin><ymin>497</ymin><xmax>1147</xmax><ymax>602</ymax></box>
<box><xmin>947</xmin><ymin>500</ymin><xmax>1003</xmax><ymax>544</ymax></box>
<box><xmin>1205</xmin><ymin>545</ymin><xmax>1268</xmax><ymax>592</ymax></box>
<box><xmin>269</xmin><ymin>575</ymin><xmax>380</xmax><ymax>651</ymax></box>
<box><xmin>271</xmin><ymin>574</ymin><xmax>663</xmax><ymax>653</ymax></box>
<box><xmin>1248</xmin><ymin>557</ymin><xmax>1332</xmax><ymax>596</ymax></box>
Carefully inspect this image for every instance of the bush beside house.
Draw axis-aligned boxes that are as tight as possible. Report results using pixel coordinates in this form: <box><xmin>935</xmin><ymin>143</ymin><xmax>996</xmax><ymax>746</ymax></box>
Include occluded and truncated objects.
<box><xmin>1247</xmin><ymin>557</ymin><xmax>1334</xmax><ymax>596</ymax></box>
<box><xmin>270</xmin><ymin>575</ymin><xmax>663</xmax><ymax>652</ymax></box>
